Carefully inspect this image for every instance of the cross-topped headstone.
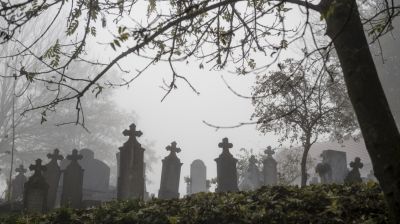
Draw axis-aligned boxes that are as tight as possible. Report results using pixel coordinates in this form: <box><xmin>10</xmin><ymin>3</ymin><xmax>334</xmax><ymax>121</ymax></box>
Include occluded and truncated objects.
<box><xmin>158</xmin><ymin>141</ymin><xmax>183</xmax><ymax>199</ymax></box>
<box><xmin>123</xmin><ymin>123</ymin><xmax>142</xmax><ymax>138</ymax></box>
<box><xmin>44</xmin><ymin>149</ymin><xmax>64</xmax><ymax>210</ymax></box>
<box><xmin>47</xmin><ymin>148</ymin><xmax>63</xmax><ymax>162</ymax></box>
<box><xmin>16</xmin><ymin>164</ymin><xmax>27</xmax><ymax>175</ymax></box>
<box><xmin>344</xmin><ymin>157</ymin><xmax>363</xmax><ymax>184</ymax></box>
<box><xmin>67</xmin><ymin>149</ymin><xmax>83</xmax><ymax>162</ymax></box>
<box><xmin>29</xmin><ymin>159</ymin><xmax>46</xmax><ymax>176</ymax></box>
<box><xmin>249</xmin><ymin>155</ymin><xmax>257</xmax><ymax>165</ymax></box>
<box><xmin>350</xmin><ymin>157</ymin><xmax>363</xmax><ymax>170</ymax></box>
<box><xmin>262</xmin><ymin>146</ymin><xmax>277</xmax><ymax>186</ymax></box>
<box><xmin>215</xmin><ymin>137</ymin><xmax>238</xmax><ymax>192</ymax></box>
<box><xmin>24</xmin><ymin>158</ymin><xmax>49</xmax><ymax>213</ymax></box>
<box><xmin>12</xmin><ymin>164</ymin><xmax>28</xmax><ymax>201</ymax></box>
<box><xmin>166</xmin><ymin>141</ymin><xmax>181</xmax><ymax>154</ymax></box>
<box><xmin>264</xmin><ymin>146</ymin><xmax>275</xmax><ymax>157</ymax></box>
<box><xmin>61</xmin><ymin>149</ymin><xmax>84</xmax><ymax>209</ymax></box>
<box><xmin>218</xmin><ymin>137</ymin><xmax>233</xmax><ymax>153</ymax></box>
<box><xmin>117</xmin><ymin>122</ymin><xmax>146</xmax><ymax>200</ymax></box>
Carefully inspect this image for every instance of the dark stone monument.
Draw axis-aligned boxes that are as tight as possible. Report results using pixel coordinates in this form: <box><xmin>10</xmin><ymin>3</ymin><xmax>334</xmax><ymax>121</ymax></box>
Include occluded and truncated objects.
<box><xmin>11</xmin><ymin>165</ymin><xmax>27</xmax><ymax>201</ymax></box>
<box><xmin>262</xmin><ymin>146</ymin><xmax>277</xmax><ymax>186</ymax></box>
<box><xmin>117</xmin><ymin>123</ymin><xmax>145</xmax><ymax>200</ymax></box>
<box><xmin>189</xmin><ymin>160</ymin><xmax>207</xmax><ymax>194</ymax></box>
<box><xmin>345</xmin><ymin>157</ymin><xmax>363</xmax><ymax>184</ymax></box>
<box><xmin>23</xmin><ymin>159</ymin><xmax>49</xmax><ymax>213</ymax></box>
<box><xmin>317</xmin><ymin>150</ymin><xmax>347</xmax><ymax>184</ymax></box>
<box><xmin>240</xmin><ymin>155</ymin><xmax>262</xmax><ymax>191</ymax></box>
<box><xmin>43</xmin><ymin>149</ymin><xmax>63</xmax><ymax>210</ymax></box>
<box><xmin>158</xmin><ymin>141</ymin><xmax>183</xmax><ymax>199</ymax></box>
<box><xmin>215</xmin><ymin>137</ymin><xmax>238</xmax><ymax>192</ymax></box>
<box><xmin>61</xmin><ymin>149</ymin><xmax>84</xmax><ymax>208</ymax></box>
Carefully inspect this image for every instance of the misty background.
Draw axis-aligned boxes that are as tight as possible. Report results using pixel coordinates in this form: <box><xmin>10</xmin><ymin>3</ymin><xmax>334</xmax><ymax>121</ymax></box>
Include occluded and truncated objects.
<box><xmin>0</xmin><ymin>1</ymin><xmax>399</xmax><ymax>197</ymax></box>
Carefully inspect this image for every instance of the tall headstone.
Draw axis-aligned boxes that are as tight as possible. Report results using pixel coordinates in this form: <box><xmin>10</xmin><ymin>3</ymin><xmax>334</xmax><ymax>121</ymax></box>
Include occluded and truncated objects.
<box><xmin>11</xmin><ymin>165</ymin><xmax>27</xmax><ymax>201</ymax></box>
<box><xmin>43</xmin><ymin>149</ymin><xmax>63</xmax><ymax>210</ymax></box>
<box><xmin>189</xmin><ymin>160</ymin><xmax>207</xmax><ymax>194</ymax></box>
<box><xmin>262</xmin><ymin>146</ymin><xmax>277</xmax><ymax>186</ymax></box>
<box><xmin>79</xmin><ymin>148</ymin><xmax>110</xmax><ymax>199</ymax></box>
<box><xmin>61</xmin><ymin>149</ymin><xmax>84</xmax><ymax>209</ymax></box>
<box><xmin>117</xmin><ymin>123</ymin><xmax>145</xmax><ymax>200</ymax></box>
<box><xmin>215</xmin><ymin>137</ymin><xmax>238</xmax><ymax>192</ymax></box>
<box><xmin>239</xmin><ymin>155</ymin><xmax>262</xmax><ymax>191</ymax></box>
<box><xmin>158</xmin><ymin>141</ymin><xmax>183</xmax><ymax>199</ymax></box>
<box><xmin>318</xmin><ymin>150</ymin><xmax>347</xmax><ymax>184</ymax></box>
<box><xmin>23</xmin><ymin>159</ymin><xmax>49</xmax><ymax>213</ymax></box>
<box><xmin>345</xmin><ymin>157</ymin><xmax>363</xmax><ymax>184</ymax></box>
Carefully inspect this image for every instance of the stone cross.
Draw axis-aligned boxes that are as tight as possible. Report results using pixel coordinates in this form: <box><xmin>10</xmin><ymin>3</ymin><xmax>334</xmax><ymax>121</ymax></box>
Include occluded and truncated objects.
<box><xmin>264</xmin><ymin>146</ymin><xmax>275</xmax><ymax>157</ymax></box>
<box><xmin>47</xmin><ymin>148</ymin><xmax>63</xmax><ymax>162</ymax></box>
<box><xmin>249</xmin><ymin>155</ymin><xmax>257</xmax><ymax>165</ymax></box>
<box><xmin>61</xmin><ymin>149</ymin><xmax>84</xmax><ymax>209</ymax></box>
<box><xmin>67</xmin><ymin>149</ymin><xmax>83</xmax><ymax>162</ymax></box>
<box><xmin>123</xmin><ymin>123</ymin><xmax>142</xmax><ymax>139</ymax></box>
<box><xmin>11</xmin><ymin>164</ymin><xmax>27</xmax><ymax>201</ymax></box>
<box><xmin>29</xmin><ymin>159</ymin><xmax>46</xmax><ymax>176</ymax></box>
<box><xmin>215</xmin><ymin>137</ymin><xmax>238</xmax><ymax>192</ymax></box>
<box><xmin>262</xmin><ymin>146</ymin><xmax>277</xmax><ymax>186</ymax></box>
<box><xmin>44</xmin><ymin>149</ymin><xmax>64</xmax><ymax>210</ymax></box>
<box><xmin>158</xmin><ymin>141</ymin><xmax>183</xmax><ymax>199</ymax></box>
<box><xmin>350</xmin><ymin>157</ymin><xmax>363</xmax><ymax>170</ymax></box>
<box><xmin>166</xmin><ymin>141</ymin><xmax>181</xmax><ymax>154</ymax></box>
<box><xmin>344</xmin><ymin>157</ymin><xmax>363</xmax><ymax>184</ymax></box>
<box><xmin>218</xmin><ymin>137</ymin><xmax>233</xmax><ymax>154</ymax></box>
<box><xmin>16</xmin><ymin>164</ymin><xmax>27</xmax><ymax>175</ymax></box>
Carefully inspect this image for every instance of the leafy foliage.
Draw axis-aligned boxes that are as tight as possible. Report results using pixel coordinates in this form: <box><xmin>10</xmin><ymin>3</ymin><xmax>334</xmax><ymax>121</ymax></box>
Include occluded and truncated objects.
<box><xmin>0</xmin><ymin>183</ymin><xmax>388</xmax><ymax>223</ymax></box>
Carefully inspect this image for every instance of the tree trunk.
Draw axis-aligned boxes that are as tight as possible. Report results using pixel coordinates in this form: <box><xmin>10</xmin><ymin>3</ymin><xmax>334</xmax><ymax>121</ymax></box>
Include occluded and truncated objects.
<box><xmin>301</xmin><ymin>137</ymin><xmax>311</xmax><ymax>187</ymax></box>
<box><xmin>322</xmin><ymin>0</ymin><xmax>400</xmax><ymax>222</ymax></box>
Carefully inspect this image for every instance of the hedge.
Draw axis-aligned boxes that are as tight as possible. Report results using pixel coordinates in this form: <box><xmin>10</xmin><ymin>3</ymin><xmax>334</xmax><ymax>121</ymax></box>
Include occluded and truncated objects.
<box><xmin>0</xmin><ymin>182</ymin><xmax>389</xmax><ymax>224</ymax></box>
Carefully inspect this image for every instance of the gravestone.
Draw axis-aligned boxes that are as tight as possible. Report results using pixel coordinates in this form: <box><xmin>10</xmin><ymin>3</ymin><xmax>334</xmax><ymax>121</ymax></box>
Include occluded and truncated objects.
<box><xmin>117</xmin><ymin>123</ymin><xmax>145</xmax><ymax>200</ymax></box>
<box><xmin>189</xmin><ymin>160</ymin><xmax>207</xmax><ymax>194</ymax></box>
<box><xmin>215</xmin><ymin>138</ymin><xmax>238</xmax><ymax>192</ymax></box>
<box><xmin>309</xmin><ymin>176</ymin><xmax>319</xmax><ymax>185</ymax></box>
<box><xmin>315</xmin><ymin>162</ymin><xmax>332</xmax><ymax>184</ymax></box>
<box><xmin>158</xmin><ymin>141</ymin><xmax>183</xmax><ymax>199</ymax></box>
<box><xmin>79</xmin><ymin>148</ymin><xmax>110</xmax><ymax>200</ymax></box>
<box><xmin>11</xmin><ymin>165</ymin><xmax>27</xmax><ymax>201</ymax></box>
<box><xmin>23</xmin><ymin>159</ymin><xmax>49</xmax><ymax>213</ymax></box>
<box><xmin>61</xmin><ymin>149</ymin><xmax>84</xmax><ymax>209</ymax></box>
<box><xmin>318</xmin><ymin>150</ymin><xmax>347</xmax><ymax>184</ymax></box>
<box><xmin>43</xmin><ymin>149</ymin><xmax>63</xmax><ymax>210</ymax></box>
<box><xmin>345</xmin><ymin>157</ymin><xmax>363</xmax><ymax>184</ymax></box>
<box><xmin>240</xmin><ymin>155</ymin><xmax>262</xmax><ymax>191</ymax></box>
<box><xmin>262</xmin><ymin>146</ymin><xmax>278</xmax><ymax>186</ymax></box>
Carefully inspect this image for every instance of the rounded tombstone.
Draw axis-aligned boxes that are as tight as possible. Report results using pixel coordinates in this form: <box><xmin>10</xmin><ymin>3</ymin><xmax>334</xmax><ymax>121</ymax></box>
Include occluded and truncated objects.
<box><xmin>79</xmin><ymin>148</ymin><xmax>110</xmax><ymax>194</ymax></box>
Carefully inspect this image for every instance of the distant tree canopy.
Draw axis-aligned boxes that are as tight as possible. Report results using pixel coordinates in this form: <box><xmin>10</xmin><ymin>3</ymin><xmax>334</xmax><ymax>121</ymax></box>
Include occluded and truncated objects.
<box><xmin>1</xmin><ymin>0</ymin><xmax>400</xmax><ymax>222</ymax></box>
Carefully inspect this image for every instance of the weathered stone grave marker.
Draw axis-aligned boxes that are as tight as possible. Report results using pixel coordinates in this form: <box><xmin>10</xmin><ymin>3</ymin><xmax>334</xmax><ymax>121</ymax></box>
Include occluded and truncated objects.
<box><xmin>23</xmin><ymin>159</ymin><xmax>49</xmax><ymax>213</ymax></box>
<box><xmin>215</xmin><ymin>137</ymin><xmax>238</xmax><ymax>192</ymax></box>
<box><xmin>61</xmin><ymin>149</ymin><xmax>84</xmax><ymax>209</ymax></box>
<box><xmin>11</xmin><ymin>164</ymin><xmax>27</xmax><ymax>201</ymax></box>
<box><xmin>189</xmin><ymin>160</ymin><xmax>207</xmax><ymax>194</ymax></box>
<box><xmin>316</xmin><ymin>150</ymin><xmax>347</xmax><ymax>184</ymax></box>
<box><xmin>158</xmin><ymin>141</ymin><xmax>183</xmax><ymax>199</ymax></box>
<box><xmin>345</xmin><ymin>157</ymin><xmax>363</xmax><ymax>184</ymax></box>
<box><xmin>43</xmin><ymin>148</ymin><xmax>63</xmax><ymax>210</ymax></box>
<box><xmin>240</xmin><ymin>155</ymin><xmax>262</xmax><ymax>191</ymax></box>
<box><xmin>117</xmin><ymin>123</ymin><xmax>145</xmax><ymax>200</ymax></box>
<box><xmin>79</xmin><ymin>148</ymin><xmax>110</xmax><ymax>201</ymax></box>
<box><xmin>262</xmin><ymin>146</ymin><xmax>277</xmax><ymax>186</ymax></box>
